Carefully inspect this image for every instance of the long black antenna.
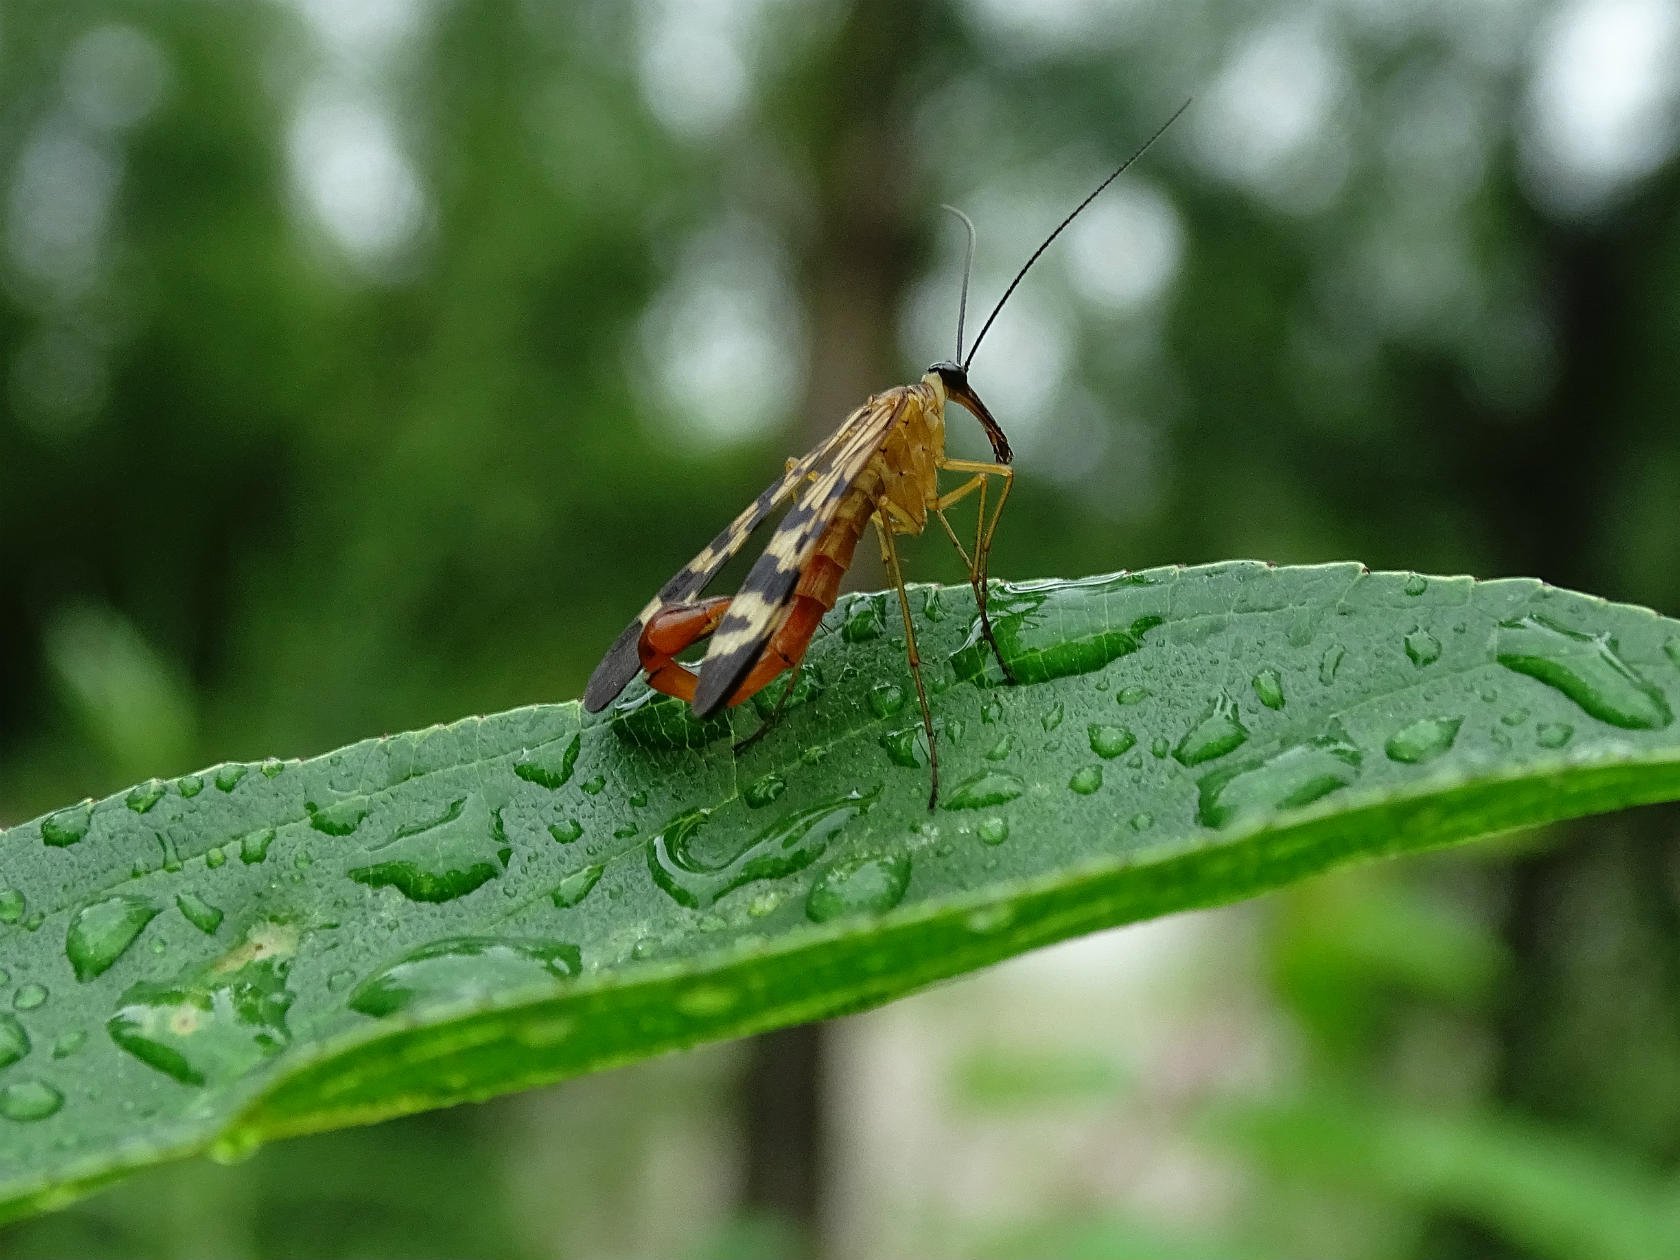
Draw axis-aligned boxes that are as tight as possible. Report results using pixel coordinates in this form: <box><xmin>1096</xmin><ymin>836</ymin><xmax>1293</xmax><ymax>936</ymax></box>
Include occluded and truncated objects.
<box><xmin>963</xmin><ymin>98</ymin><xmax>1192</xmax><ymax>371</ymax></box>
<box><xmin>940</xmin><ymin>204</ymin><xmax>977</xmax><ymax>363</ymax></box>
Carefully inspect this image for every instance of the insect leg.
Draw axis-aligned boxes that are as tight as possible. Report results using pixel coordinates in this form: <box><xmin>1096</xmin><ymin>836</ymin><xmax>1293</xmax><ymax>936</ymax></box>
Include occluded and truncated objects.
<box><xmin>935</xmin><ymin>458</ymin><xmax>1016</xmax><ymax>684</ymax></box>
<box><xmin>732</xmin><ymin>662</ymin><xmax>803</xmax><ymax>754</ymax></box>
<box><xmin>873</xmin><ymin>514</ymin><xmax>940</xmax><ymax>810</ymax></box>
<box><xmin>638</xmin><ymin>597</ymin><xmax>733</xmax><ymax>703</ymax></box>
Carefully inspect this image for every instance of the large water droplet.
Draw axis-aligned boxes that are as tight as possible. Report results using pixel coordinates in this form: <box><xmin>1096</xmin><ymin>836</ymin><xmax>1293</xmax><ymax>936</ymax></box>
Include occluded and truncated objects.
<box><xmin>648</xmin><ymin>790</ymin><xmax>878</xmax><ymax>910</ymax></box>
<box><xmin>0</xmin><ymin>1014</ymin><xmax>30</xmax><ymax>1068</ymax></box>
<box><xmin>1403</xmin><ymin>626</ymin><xmax>1442</xmax><ymax>667</ymax></box>
<box><xmin>1496</xmin><ymin>614</ymin><xmax>1672</xmax><ymax>730</ymax></box>
<box><xmin>513</xmin><ymin>731</ymin><xmax>582</xmax><ymax>788</ymax></box>
<box><xmin>1041</xmin><ymin>702</ymin><xmax>1065</xmax><ymax>733</ymax></box>
<box><xmin>214</xmin><ymin>763</ymin><xmax>250</xmax><ymax>793</ymax></box>
<box><xmin>842</xmin><ymin>595</ymin><xmax>886</xmax><ymax>642</ymax></box>
<box><xmin>1384</xmin><ymin>716</ymin><xmax>1462</xmax><ymax>764</ymax></box>
<box><xmin>867</xmin><ymin>681</ymin><xmax>906</xmax><ymax>719</ymax></box>
<box><xmin>1068</xmin><ymin>765</ymin><xmax>1103</xmax><ymax>795</ymax></box>
<box><xmin>1252</xmin><ymin>668</ymin><xmax>1285</xmax><ymax>711</ymax></box>
<box><xmin>743</xmin><ymin>772</ymin><xmax>787</xmax><ymax>808</ymax></box>
<box><xmin>0</xmin><ymin>888</ymin><xmax>23</xmax><ymax>924</ymax></box>
<box><xmin>1172</xmin><ymin>693</ymin><xmax>1248</xmax><ymax>767</ymax></box>
<box><xmin>347</xmin><ymin>794</ymin><xmax>505</xmax><ymax>903</ymax></box>
<box><xmin>126</xmin><ymin>779</ymin><xmax>166</xmax><ymax>814</ymax></box>
<box><xmin>239</xmin><ymin>828</ymin><xmax>275</xmax><ymax>865</ymax></box>
<box><xmin>0</xmin><ymin>1079</ymin><xmax>63</xmax><ymax>1122</ymax></box>
<box><xmin>550</xmin><ymin>865</ymin><xmax>604</xmax><ymax>908</ymax></box>
<box><xmin>1087</xmin><ymin>724</ymin><xmax>1136</xmax><ymax>759</ymax></box>
<box><xmin>1116</xmin><ymin>685</ymin><xmax>1149</xmax><ymax>705</ymax></box>
<box><xmin>344</xmin><ymin>940</ymin><xmax>581</xmax><ymax>1021</ymax></box>
<box><xmin>175</xmin><ymin>891</ymin><xmax>225</xmax><ymax>935</ymax></box>
<box><xmin>942</xmin><ymin>770</ymin><xmax>1026</xmax><ymax>811</ymax></box>
<box><xmin>41</xmin><ymin>802</ymin><xmax>92</xmax><ymax>848</ymax></box>
<box><xmin>13</xmin><ymin>984</ymin><xmax>47</xmax><ymax>1011</ymax></box>
<box><xmin>1198</xmin><ymin>734</ymin><xmax>1363</xmax><ymax>828</ymax></box>
<box><xmin>1404</xmin><ymin>574</ymin><xmax>1428</xmax><ymax>596</ymax></box>
<box><xmin>259</xmin><ymin>757</ymin><xmax>286</xmax><ymax>779</ymax></box>
<box><xmin>108</xmin><ymin>930</ymin><xmax>297</xmax><ymax>1085</ymax></box>
<box><xmin>306</xmin><ymin>799</ymin><xmax>368</xmax><ymax>836</ymax></box>
<box><xmin>67</xmin><ymin>895</ymin><xmax>160</xmax><ymax>981</ymax></box>
<box><xmin>177</xmin><ymin>775</ymin><xmax>204</xmax><ymax>799</ymax></box>
<box><xmin>880</xmin><ymin>725</ymin><xmax>924</xmax><ymax>768</ymax></box>
<box><xmin>805</xmin><ymin>852</ymin><xmax>911</xmax><ymax>923</ymax></box>
<box><xmin>949</xmin><ymin>575</ymin><xmax>1163</xmax><ymax>686</ymax></box>
<box><xmin>977</xmin><ymin>817</ymin><xmax>1009</xmax><ymax>845</ymax></box>
<box><xmin>1536</xmin><ymin>721</ymin><xmax>1573</xmax><ymax>749</ymax></box>
<box><xmin>548</xmin><ymin>818</ymin><xmax>583</xmax><ymax>844</ymax></box>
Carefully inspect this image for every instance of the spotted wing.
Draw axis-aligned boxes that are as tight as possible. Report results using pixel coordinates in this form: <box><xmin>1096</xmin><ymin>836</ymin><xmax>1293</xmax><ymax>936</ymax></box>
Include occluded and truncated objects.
<box><xmin>690</xmin><ymin>392</ymin><xmax>904</xmax><ymax>716</ymax></box>
<box><xmin>583</xmin><ymin>439</ymin><xmax>840</xmax><ymax>712</ymax></box>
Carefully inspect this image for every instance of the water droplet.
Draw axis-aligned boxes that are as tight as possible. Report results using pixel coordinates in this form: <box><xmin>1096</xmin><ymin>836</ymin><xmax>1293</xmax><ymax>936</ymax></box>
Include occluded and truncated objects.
<box><xmin>126</xmin><ymin>779</ymin><xmax>166</xmax><ymax>814</ymax></box>
<box><xmin>13</xmin><ymin>984</ymin><xmax>48</xmax><ymax>1011</ymax></box>
<box><xmin>0</xmin><ymin>1015</ymin><xmax>30</xmax><ymax>1069</ymax></box>
<box><xmin>743</xmin><ymin>773</ymin><xmax>787</xmax><ymax>808</ymax></box>
<box><xmin>648</xmin><ymin>790</ymin><xmax>877</xmax><ymax>910</ymax></box>
<box><xmin>806</xmin><ymin>852</ymin><xmax>911</xmax><ymax>923</ymax></box>
<box><xmin>205</xmin><ymin>846</ymin><xmax>227</xmax><ymax>869</ymax></box>
<box><xmin>1172</xmin><ymin>693</ymin><xmax>1248</xmax><ymax>767</ymax></box>
<box><xmin>842</xmin><ymin>595</ymin><xmax>885</xmax><ymax>642</ymax></box>
<box><xmin>1068</xmin><ymin>765</ymin><xmax>1103</xmax><ymax>795</ymax></box>
<box><xmin>1198</xmin><ymin>734</ymin><xmax>1363</xmax><ymax>828</ymax></box>
<box><xmin>1150</xmin><ymin>736</ymin><xmax>1169</xmax><ymax>758</ymax></box>
<box><xmin>1404</xmin><ymin>574</ymin><xmax>1428</xmax><ymax>596</ymax></box>
<box><xmin>980</xmin><ymin>699</ymin><xmax>1004</xmax><ymax>724</ymax></box>
<box><xmin>984</xmin><ymin>734</ymin><xmax>1014</xmax><ymax>761</ymax></box>
<box><xmin>305</xmin><ymin>799</ymin><xmax>368</xmax><ymax>836</ymax></box>
<box><xmin>67</xmin><ymin>895</ymin><xmax>159</xmax><ymax>981</ymax></box>
<box><xmin>611</xmin><ymin>688</ymin><xmax>728</xmax><ymax>750</ymax></box>
<box><xmin>0</xmin><ymin>1079</ymin><xmax>63</xmax><ymax>1122</ymax></box>
<box><xmin>177</xmin><ymin>775</ymin><xmax>204</xmax><ymax>799</ymax></box>
<box><xmin>259</xmin><ymin>757</ymin><xmax>286</xmax><ymax>779</ymax></box>
<box><xmin>1041</xmin><ymin>702</ymin><xmax>1065</xmax><ymax>732</ymax></box>
<box><xmin>347</xmin><ymin>940</ymin><xmax>584</xmax><ymax>1028</ymax></box>
<box><xmin>41</xmin><ymin>803</ymin><xmax>92</xmax><ymax>848</ymax></box>
<box><xmin>581</xmin><ymin>775</ymin><xmax>607</xmax><ymax>795</ymax></box>
<box><xmin>551</xmin><ymin>865</ymin><xmax>604</xmax><ymax>908</ymax></box>
<box><xmin>1500</xmin><ymin>708</ymin><xmax>1529</xmax><ymax>726</ymax></box>
<box><xmin>1116</xmin><ymin>685</ymin><xmax>1149</xmax><ymax>705</ymax></box>
<box><xmin>977</xmin><ymin>817</ymin><xmax>1009</xmax><ymax>845</ymax></box>
<box><xmin>348</xmin><ymin>794</ymin><xmax>505</xmax><ymax>903</ymax></box>
<box><xmin>629</xmin><ymin>789</ymin><xmax>649</xmax><ymax>808</ymax></box>
<box><xmin>513</xmin><ymin>732</ymin><xmax>581</xmax><ymax>789</ymax></box>
<box><xmin>0</xmin><ymin>889</ymin><xmax>26</xmax><ymax>925</ymax></box>
<box><xmin>1252</xmin><ymin>668</ymin><xmax>1285</xmax><ymax>710</ymax></box>
<box><xmin>1536</xmin><ymin>721</ymin><xmax>1573</xmax><ymax>749</ymax></box>
<box><xmin>1319</xmin><ymin>645</ymin><xmax>1345</xmax><ymax>684</ymax></box>
<box><xmin>548</xmin><ymin>819</ymin><xmax>583</xmax><ymax>844</ymax></box>
<box><xmin>868</xmin><ymin>681</ymin><xmax>906</xmax><ymax>719</ymax></box>
<box><xmin>942</xmin><ymin>770</ymin><xmax>1026</xmax><ymax>811</ymax></box>
<box><xmin>880</xmin><ymin>725</ymin><xmax>924</xmax><ymax>768</ymax></box>
<box><xmin>156</xmin><ymin>831</ymin><xmax>182</xmax><ymax>873</ymax></box>
<box><xmin>1129</xmin><ymin>812</ymin><xmax>1154</xmax><ymax>832</ymax></box>
<box><xmin>1087</xmin><ymin>724</ymin><xmax>1136</xmax><ymax>759</ymax></box>
<box><xmin>1496</xmin><ymin>614</ymin><xmax>1672</xmax><ymax>730</ymax></box>
<box><xmin>175</xmin><ymin>891</ymin><xmax>224</xmax><ymax>935</ymax></box>
<box><xmin>949</xmin><ymin>575</ymin><xmax>1164</xmax><ymax>687</ymax></box>
<box><xmin>922</xmin><ymin>587</ymin><xmax>947</xmax><ymax>621</ymax></box>
<box><xmin>1384</xmin><ymin>716</ymin><xmax>1462</xmax><ymax>764</ymax></box>
<box><xmin>214</xmin><ymin>763</ymin><xmax>249</xmax><ymax>792</ymax></box>
<box><xmin>51</xmin><ymin>1030</ymin><xmax>86</xmax><ymax>1060</ymax></box>
<box><xmin>1403</xmin><ymin>626</ymin><xmax>1442</xmax><ymax>667</ymax></box>
<box><xmin>239</xmin><ymin>828</ymin><xmax>275</xmax><ymax>865</ymax></box>
<box><xmin>108</xmin><ymin>927</ymin><xmax>298</xmax><ymax>1084</ymax></box>
<box><xmin>1666</xmin><ymin>637</ymin><xmax>1680</xmax><ymax>670</ymax></box>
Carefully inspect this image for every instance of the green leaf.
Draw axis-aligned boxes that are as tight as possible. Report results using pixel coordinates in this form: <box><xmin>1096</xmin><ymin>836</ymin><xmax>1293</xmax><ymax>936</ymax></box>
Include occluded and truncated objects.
<box><xmin>3</xmin><ymin>561</ymin><xmax>1680</xmax><ymax>1218</ymax></box>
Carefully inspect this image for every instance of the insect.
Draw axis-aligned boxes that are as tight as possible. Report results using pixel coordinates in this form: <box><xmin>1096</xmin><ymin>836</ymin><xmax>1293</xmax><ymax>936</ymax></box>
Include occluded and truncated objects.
<box><xmin>585</xmin><ymin>103</ymin><xmax>1189</xmax><ymax>807</ymax></box>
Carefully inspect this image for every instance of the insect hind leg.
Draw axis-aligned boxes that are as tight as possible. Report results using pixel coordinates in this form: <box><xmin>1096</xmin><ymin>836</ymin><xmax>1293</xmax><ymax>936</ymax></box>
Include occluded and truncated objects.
<box><xmin>638</xmin><ymin>597</ymin><xmax>733</xmax><ymax>704</ymax></box>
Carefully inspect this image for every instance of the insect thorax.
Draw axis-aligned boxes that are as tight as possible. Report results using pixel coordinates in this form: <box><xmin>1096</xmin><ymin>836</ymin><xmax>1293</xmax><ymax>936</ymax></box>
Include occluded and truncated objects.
<box><xmin>867</xmin><ymin>379</ymin><xmax>946</xmax><ymax>534</ymax></box>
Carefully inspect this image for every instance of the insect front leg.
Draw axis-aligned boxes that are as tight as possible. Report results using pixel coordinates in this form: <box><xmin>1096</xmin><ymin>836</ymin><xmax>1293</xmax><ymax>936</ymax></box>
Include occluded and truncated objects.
<box><xmin>935</xmin><ymin>458</ymin><xmax>1016</xmax><ymax>685</ymax></box>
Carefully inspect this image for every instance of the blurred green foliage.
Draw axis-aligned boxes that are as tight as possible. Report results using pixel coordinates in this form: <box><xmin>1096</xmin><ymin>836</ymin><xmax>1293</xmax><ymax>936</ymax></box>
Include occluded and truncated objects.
<box><xmin>2</xmin><ymin>0</ymin><xmax>1678</xmax><ymax>1256</ymax></box>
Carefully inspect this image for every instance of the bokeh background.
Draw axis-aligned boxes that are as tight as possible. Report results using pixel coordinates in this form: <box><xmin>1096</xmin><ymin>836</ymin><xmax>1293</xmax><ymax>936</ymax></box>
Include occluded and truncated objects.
<box><xmin>3</xmin><ymin>0</ymin><xmax>1680</xmax><ymax>1256</ymax></box>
